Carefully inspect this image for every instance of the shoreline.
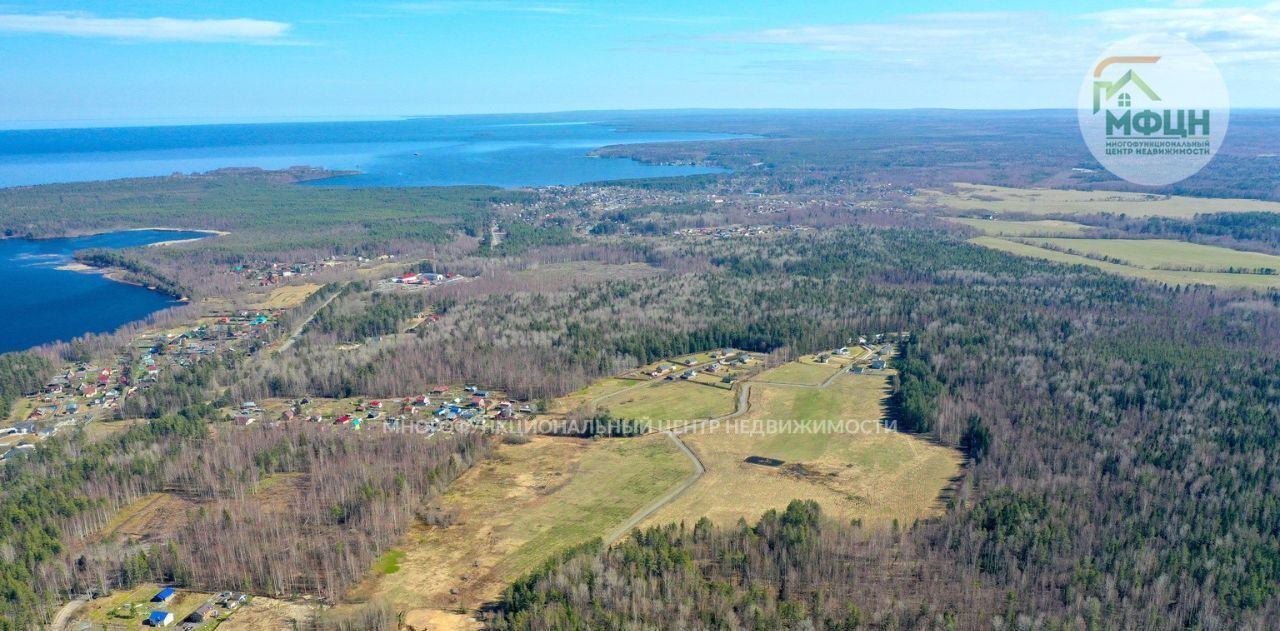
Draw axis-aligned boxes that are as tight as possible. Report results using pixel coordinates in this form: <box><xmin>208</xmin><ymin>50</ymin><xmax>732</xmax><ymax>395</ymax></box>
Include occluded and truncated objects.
<box><xmin>1</xmin><ymin>226</ymin><xmax>228</xmax><ymax>243</ymax></box>
<box><xmin>43</xmin><ymin>227</ymin><xmax>221</xmax><ymax>302</ymax></box>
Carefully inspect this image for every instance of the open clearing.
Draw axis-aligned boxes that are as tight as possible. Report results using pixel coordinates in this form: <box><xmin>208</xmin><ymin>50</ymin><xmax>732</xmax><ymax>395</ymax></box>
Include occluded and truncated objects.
<box><xmin>948</xmin><ymin>217</ymin><xmax>1090</xmax><ymax>237</ymax></box>
<box><xmin>923</xmin><ymin>183</ymin><xmax>1280</xmax><ymax>218</ymax></box>
<box><xmin>352</xmin><ymin>434</ymin><xmax>691</xmax><ymax>623</ymax></box>
<box><xmin>755</xmin><ymin>358</ymin><xmax>841</xmax><ymax>385</ymax></box>
<box><xmin>973</xmin><ymin>236</ymin><xmax>1280</xmax><ymax>290</ymax></box>
<box><xmin>97</xmin><ymin>492</ymin><xmax>196</xmax><ymax>543</ymax></box>
<box><xmin>216</xmin><ymin>597</ymin><xmax>314</xmax><ymax>630</ymax></box>
<box><xmin>643</xmin><ymin>372</ymin><xmax>962</xmax><ymax>529</ymax></box>
<box><xmin>1025</xmin><ymin>238</ymin><xmax>1280</xmax><ymax>272</ymax></box>
<box><xmin>597</xmin><ymin>380</ymin><xmax>736</xmax><ymax>429</ymax></box>
<box><xmin>247</xmin><ymin>283</ymin><xmax>323</xmax><ymax>309</ymax></box>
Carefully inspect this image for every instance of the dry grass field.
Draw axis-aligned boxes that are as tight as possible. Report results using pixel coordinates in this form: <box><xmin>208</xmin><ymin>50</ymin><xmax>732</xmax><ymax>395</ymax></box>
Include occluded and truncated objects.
<box><xmin>547</xmin><ymin>377</ymin><xmax>644</xmax><ymax>413</ymax></box>
<box><xmin>247</xmin><ymin>283</ymin><xmax>324</xmax><ymax>309</ymax></box>
<box><xmin>755</xmin><ymin>357</ymin><xmax>841</xmax><ymax>385</ymax></box>
<box><xmin>596</xmin><ymin>380</ymin><xmax>737</xmax><ymax>428</ymax></box>
<box><xmin>643</xmin><ymin>372</ymin><xmax>962</xmax><ymax>529</ymax></box>
<box><xmin>923</xmin><ymin>183</ymin><xmax>1280</xmax><ymax>218</ymax></box>
<box><xmin>354</xmin><ymin>434</ymin><xmax>692</xmax><ymax>625</ymax></box>
<box><xmin>1025</xmin><ymin>238</ymin><xmax>1280</xmax><ymax>272</ymax></box>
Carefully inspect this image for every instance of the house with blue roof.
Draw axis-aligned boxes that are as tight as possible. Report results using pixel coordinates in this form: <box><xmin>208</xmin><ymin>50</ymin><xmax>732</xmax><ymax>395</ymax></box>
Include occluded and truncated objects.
<box><xmin>147</xmin><ymin>610</ymin><xmax>174</xmax><ymax>626</ymax></box>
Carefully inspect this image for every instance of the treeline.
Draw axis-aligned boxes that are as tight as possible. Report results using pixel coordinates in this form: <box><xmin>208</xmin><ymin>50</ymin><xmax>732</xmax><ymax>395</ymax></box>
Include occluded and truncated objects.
<box><xmin>481</xmin><ymin>222</ymin><xmax>579</xmax><ymax>257</ymax></box>
<box><xmin>80</xmin><ymin>425</ymin><xmax>491</xmax><ymax>600</ymax></box>
<box><xmin>0</xmin><ymin>352</ymin><xmax>53</xmax><ymax>418</ymax></box>
<box><xmin>496</xmin><ymin>501</ymin><xmax>899</xmax><ymax>629</ymax></box>
<box><xmin>0</xmin><ymin>408</ymin><xmax>488</xmax><ymax>627</ymax></box>
<box><xmin>305</xmin><ymin>289</ymin><xmax>431</xmax><ymax>342</ymax></box>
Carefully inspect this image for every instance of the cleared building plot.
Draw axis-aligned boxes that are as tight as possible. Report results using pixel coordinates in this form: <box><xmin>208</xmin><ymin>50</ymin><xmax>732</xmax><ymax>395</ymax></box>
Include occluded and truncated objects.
<box><xmin>642</xmin><ymin>371</ymin><xmax>961</xmax><ymax>529</ymax></box>
<box><xmin>596</xmin><ymin>380</ymin><xmax>737</xmax><ymax>429</ymax></box>
<box><xmin>755</xmin><ymin>357</ymin><xmax>842</xmax><ymax>386</ymax></box>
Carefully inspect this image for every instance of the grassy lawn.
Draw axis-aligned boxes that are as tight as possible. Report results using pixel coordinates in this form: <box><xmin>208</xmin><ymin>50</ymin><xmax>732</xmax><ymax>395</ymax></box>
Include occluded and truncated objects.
<box><xmin>598</xmin><ymin>380</ymin><xmax>736</xmax><ymax>428</ymax></box>
<box><xmin>374</xmin><ymin>549</ymin><xmax>406</xmax><ymax>574</ymax></box>
<box><xmin>948</xmin><ymin>217</ymin><xmax>1090</xmax><ymax>237</ymax></box>
<box><xmin>973</xmin><ymin>237</ymin><xmax>1280</xmax><ymax>290</ymax></box>
<box><xmin>644</xmin><ymin>373</ymin><xmax>961</xmax><ymax>530</ymax></box>
<box><xmin>922</xmin><ymin>183</ymin><xmax>1280</xmax><ymax>218</ymax></box>
<box><xmin>354</xmin><ymin>434</ymin><xmax>692</xmax><ymax>621</ymax></box>
<box><xmin>755</xmin><ymin>359</ymin><xmax>841</xmax><ymax>386</ymax></box>
<box><xmin>1025</xmin><ymin>238</ymin><xmax>1280</xmax><ymax>272</ymax></box>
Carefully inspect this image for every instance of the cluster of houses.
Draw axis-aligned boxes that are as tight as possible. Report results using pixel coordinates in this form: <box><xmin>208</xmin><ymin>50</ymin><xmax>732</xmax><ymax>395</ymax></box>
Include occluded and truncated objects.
<box><xmin>232</xmin><ymin>255</ymin><xmax>388</xmax><ymax>286</ymax></box>
<box><xmin>644</xmin><ymin>350</ymin><xmax>756</xmax><ymax>381</ymax></box>
<box><xmin>1</xmin><ymin>309</ymin><xmax>287</xmax><ymax>458</ymax></box>
<box><xmin>382</xmin><ymin>271</ymin><xmax>467</xmax><ymax>291</ymax></box>
<box><xmin>144</xmin><ymin>587</ymin><xmax>246</xmax><ymax>628</ymax></box>
<box><xmin>232</xmin><ymin>386</ymin><xmax>536</xmax><ymax>436</ymax></box>
<box><xmin>672</xmin><ymin>224</ymin><xmax>811</xmax><ymax>240</ymax></box>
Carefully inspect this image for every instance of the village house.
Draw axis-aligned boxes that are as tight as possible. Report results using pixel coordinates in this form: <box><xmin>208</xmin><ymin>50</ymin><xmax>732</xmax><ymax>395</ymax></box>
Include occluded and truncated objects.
<box><xmin>146</xmin><ymin>611</ymin><xmax>174</xmax><ymax>627</ymax></box>
<box><xmin>187</xmin><ymin>604</ymin><xmax>218</xmax><ymax>623</ymax></box>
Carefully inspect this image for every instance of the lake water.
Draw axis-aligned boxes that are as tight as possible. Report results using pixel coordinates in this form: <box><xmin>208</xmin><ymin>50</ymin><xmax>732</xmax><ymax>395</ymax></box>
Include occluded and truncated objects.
<box><xmin>0</xmin><ymin>230</ymin><xmax>210</xmax><ymax>353</ymax></box>
<box><xmin>0</xmin><ymin>116</ymin><xmax>739</xmax><ymax>351</ymax></box>
<box><xmin>0</xmin><ymin>116</ymin><xmax>736</xmax><ymax>188</ymax></box>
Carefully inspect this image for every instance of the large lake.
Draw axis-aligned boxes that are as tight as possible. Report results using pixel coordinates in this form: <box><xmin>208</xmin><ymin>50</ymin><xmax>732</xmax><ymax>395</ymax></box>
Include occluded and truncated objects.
<box><xmin>0</xmin><ymin>230</ymin><xmax>211</xmax><ymax>353</ymax></box>
<box><xmin>0</xmin><ymin>116</ymin><xmax>736</xmax><ymax>188</ymax></box>
<box><xmin>0</xmin><ymin>116</ymin><xmax>738</xmax><ymax>351</ymax></box>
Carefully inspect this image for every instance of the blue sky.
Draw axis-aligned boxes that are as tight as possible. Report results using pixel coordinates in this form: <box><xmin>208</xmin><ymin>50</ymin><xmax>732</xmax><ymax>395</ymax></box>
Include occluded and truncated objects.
<box><xmin>1</xmin><ymin>1</ymin><xmax>1279</xmax><ymax>126</ymax></box>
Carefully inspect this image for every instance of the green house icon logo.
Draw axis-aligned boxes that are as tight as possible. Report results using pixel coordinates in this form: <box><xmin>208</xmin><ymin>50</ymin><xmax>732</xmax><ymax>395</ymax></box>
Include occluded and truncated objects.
<box><xmin>1091</xmin><ymin>56</ymin><xmax>1162</xmax><ymax>113</ymax></box>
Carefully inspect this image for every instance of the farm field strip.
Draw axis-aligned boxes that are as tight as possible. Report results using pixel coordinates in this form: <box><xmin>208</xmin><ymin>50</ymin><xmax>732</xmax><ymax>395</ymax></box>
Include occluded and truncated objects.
<box><xmin>923</xmin><ymin>183</ymin><xmax>1280</xmax><ymax>218</ymax></box>
<box><xmin>973</xmin><ymin>236</ymin><xmax>1280</xmax><ymax>289</ymax></box>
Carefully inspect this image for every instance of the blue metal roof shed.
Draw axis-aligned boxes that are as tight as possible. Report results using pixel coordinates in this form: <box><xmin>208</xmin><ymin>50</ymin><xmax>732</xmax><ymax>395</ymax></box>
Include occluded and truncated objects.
<box><xmin>153</xmin><ymin>587</ymin><xmax>175</xmax><ymax>602</ymax></box>
<box><xmin>147</xmin><ymin>610</ymin><xmax>174</xmax><ymax>626</ymax></box>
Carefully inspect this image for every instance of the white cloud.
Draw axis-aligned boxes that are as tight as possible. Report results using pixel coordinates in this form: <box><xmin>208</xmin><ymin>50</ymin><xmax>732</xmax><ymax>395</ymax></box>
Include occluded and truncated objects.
<box><xmin>711</xmin><ymin>4</ymin><xmax>1280</xmax><ymax>81</ymax></box>
<box><xmin>0</xmin><ymin>13</ymin><xmax>292</xmax><ymax>43</ymax></box>
<box><xmin>392</xmin><ymin>2</ymin><xmax>578</xmax><ymax>15</ymax></box>
<box><xmin>1086</xmin><ymin>3</ymin><xmax>1280</xmax><ymax>63</ymax></box>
